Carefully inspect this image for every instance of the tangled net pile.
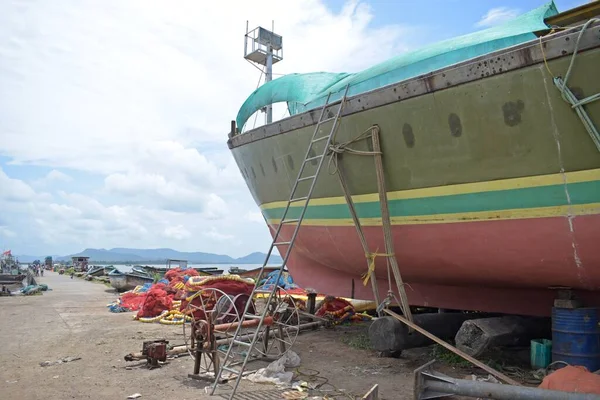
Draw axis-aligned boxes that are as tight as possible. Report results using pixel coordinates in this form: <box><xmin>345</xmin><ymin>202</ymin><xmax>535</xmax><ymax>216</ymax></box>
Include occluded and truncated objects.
<box><xmin>107</xmin><ymin>268</ymin><xmax>255</xmax><ymax>325</ymax></box>
<box><xmin>108</xmin><ymin>268</ymin><xmax>373</xmax><ymax>326</ymax></box>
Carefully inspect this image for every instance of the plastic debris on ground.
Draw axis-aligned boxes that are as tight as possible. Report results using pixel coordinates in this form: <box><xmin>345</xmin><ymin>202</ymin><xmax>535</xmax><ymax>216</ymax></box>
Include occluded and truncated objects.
<box><xmin>40</xmin><ymin>356</ymin><xmax>81</xmax><ymax>367</ymax></box>
<box><xmin>245</xmin><ymin>351</ymin><xmax>302</xmax><ymax>386</ymax></box>
<box><xmin>20</xmin><ymin>284</ymin><xmax>50</xmax><ymax>296</ymax></box>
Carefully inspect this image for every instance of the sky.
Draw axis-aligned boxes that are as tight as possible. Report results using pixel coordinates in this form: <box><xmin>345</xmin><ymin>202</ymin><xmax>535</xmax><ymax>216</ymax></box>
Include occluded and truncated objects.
<box><xmin>0</xmin><ymin>0</ymin><xmax>589</xmax><ymax>257</ymax></box>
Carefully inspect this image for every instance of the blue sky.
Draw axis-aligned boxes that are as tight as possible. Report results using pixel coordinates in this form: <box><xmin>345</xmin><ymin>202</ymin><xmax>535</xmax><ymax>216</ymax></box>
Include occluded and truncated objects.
<box><xmin>0</xmin><ymin>0</ymin><xmax>589</xmax><ymax>257</ymax></box>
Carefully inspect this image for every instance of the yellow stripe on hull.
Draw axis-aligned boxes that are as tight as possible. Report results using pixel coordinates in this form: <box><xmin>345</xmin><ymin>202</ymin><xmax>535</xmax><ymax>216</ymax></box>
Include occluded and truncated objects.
<box><xmin>260</xmin><ymin>169</ymin><xmax>600</xmax><ymax>211</ymax></box>
<box><xmin>266</xmin><ymin>203</ymin><xmax>600</xmax><ymax>226</ymax></box>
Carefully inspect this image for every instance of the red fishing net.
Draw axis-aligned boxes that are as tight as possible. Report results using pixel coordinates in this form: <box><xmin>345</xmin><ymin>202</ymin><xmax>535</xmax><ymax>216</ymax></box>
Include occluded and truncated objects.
<box><xmin>119</xmin><ymin>292</ymin><xmax>146</xmax><ymax>311</ymax></box>
<box><xmin>136</xmin><ymin>283</ymin><xmax>173</xmax><ymax>318</ymax></box>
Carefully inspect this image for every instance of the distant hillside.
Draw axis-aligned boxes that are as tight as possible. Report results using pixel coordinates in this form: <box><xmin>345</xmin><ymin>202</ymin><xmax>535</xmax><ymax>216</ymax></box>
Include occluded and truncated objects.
<box><xmin>16</xmin><ymin>248</ymin><xmax>282</xmax><ymax>264</ymax></box>
<box><xmin>61</xmin><ymin>248</ymin><xmax>146</xmax><ymax>262</ymax></box>
<box><xmin>109</xmin><ymin>248</ymin><xmax>236</xmax><ymax>263</ymax></box>
<box><xmin>235</xmin><ymin>252</ymin><xmax>275</xmax><ymax>264</ymax></box>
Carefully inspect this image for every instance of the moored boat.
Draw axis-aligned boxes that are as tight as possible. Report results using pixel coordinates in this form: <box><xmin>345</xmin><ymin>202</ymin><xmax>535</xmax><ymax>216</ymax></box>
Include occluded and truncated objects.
<box><xmin>228</xmin><ymin>2</ymin><xmax>600</xmax><ymax>316</ymax></box>
<box><xmin>108</xmin><ymin>269</ymin><xmax>154</xmax><ymax>292</ymax></box>
<box><xmin>86</xmin><ymin>265</ymin><xmax>106</xmax><ymax>277</ymax></box>
<box><xmin>0</xmin><ymin>274</ymin><xmax>26</xmax><ymax>285</ymax></box>
<box><xmin>103</xmin><ymin>265</ymin><xmax>116</xmax><ymax>275</ymax></box>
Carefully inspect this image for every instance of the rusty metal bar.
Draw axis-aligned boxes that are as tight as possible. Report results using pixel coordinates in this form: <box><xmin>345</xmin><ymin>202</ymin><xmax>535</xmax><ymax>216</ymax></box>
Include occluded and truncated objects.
<box><xmin>415</xmin><ymin>361</ymin><xmax>596</xmax><ymax>400</ymax></box>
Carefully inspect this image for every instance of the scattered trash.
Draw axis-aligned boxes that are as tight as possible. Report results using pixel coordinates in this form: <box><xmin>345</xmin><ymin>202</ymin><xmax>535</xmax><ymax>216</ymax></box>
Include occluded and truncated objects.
<box><xmin>282</xmin><ymin>391</ymin><xmax>308</xmax><ymax>400</ymax></box>
<box><xmin>245</xmin><ymin>351</ymin><xmax>301</xmax><ymax>386</ymax></box>
<box><xmin>465</xmin><ymin>374</ymin><xmax>500</xmax><ymax>384</ymax></box>
<box><xmin>40</xmin><ymin>356</ymin><xmax>82</xmax><ymax>367</ymax></box>
<box><xmin>127</xmin><ymin>394</ymin><xmax>142</xmax><ymax>399</ymax></box>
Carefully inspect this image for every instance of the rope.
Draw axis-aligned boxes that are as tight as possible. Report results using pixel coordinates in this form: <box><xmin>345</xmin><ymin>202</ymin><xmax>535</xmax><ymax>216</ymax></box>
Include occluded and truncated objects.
<box><xmin>361</xmin><ymin>251</ymin><xmax>394</xmax><ymax>286</ymax></box>
<box><xmin>327</xmin><ymin>125</ymin><xmax>413</xmax><ymax>323</ymax></box>
<box><xmin>540</xmin><ymin>19</ymin><xmax>600</xmax><ymax>151</ymax></box>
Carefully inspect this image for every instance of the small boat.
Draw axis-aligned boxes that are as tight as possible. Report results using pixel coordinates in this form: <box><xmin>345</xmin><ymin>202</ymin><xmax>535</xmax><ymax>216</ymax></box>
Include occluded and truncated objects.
<box><xmin>234</xmin><ymin>266</ymin><xmax>280</xmax><ymax>280</ymax></box>
<box><xmin>229</xmin><ymin>266</ymin><xmax>248</xmax><ymax>274</ymax></box>
<box><xmin>0</xmin><ymin>274</ymin><xmax>25</xmax><ymax>285</ymax></box>
<box><xmin>196</xmin><ymin>267</ymin><xmax>224</xmax><ymax>275</ymax></box>
<box><xmin>108</xmin><ymin>269</ymin><xmax>154</xmax><ymax>292</ymax></box>
<box><xmin>103</xmin><ymin>265</ymin><xmax>116</xmax><ymax>275</ymax></box>
<box><xmin>86</xmin><ymin>265</ymin><xmax>105</xmax><ymax>277</ymax></box>
<box><xmin>143</xmin><ymin>265</ymin><xmax>223</xmax><ymax>276</ymax></box>
<box><xmin>132</xmin><ymin>265</ymin><xmax>149</xmax><ymax>275</ymax></box>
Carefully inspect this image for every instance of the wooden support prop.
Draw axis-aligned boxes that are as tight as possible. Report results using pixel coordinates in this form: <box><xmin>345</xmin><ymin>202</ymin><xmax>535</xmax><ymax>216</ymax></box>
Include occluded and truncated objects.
<box><xmin>383</xmin><ymin>309</ymin><xmax>520</xmax><ymax>386</ymax></box>
<box><xmin>371</xmin><ymin>127</ymin><xmax>413</xmax><ymax>324</ymax></box>
<box><xmin>362</xmin><ymin>384</ymin><xmax>379</xmax><ymax>400</ymax></box>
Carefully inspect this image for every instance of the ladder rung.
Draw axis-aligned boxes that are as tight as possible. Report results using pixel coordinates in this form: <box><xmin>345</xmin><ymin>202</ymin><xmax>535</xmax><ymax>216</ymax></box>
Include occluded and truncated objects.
<box><xmin>303</xmin><ymin>155</ymin><xmax>321</xmax><ymax>163</ymax></box>
<box><xmin>254</xmin><ymin>289</ymin><xmax>273</xmax><ymax>294</ymax></box>
<box><xmin>290</xmin><ymin>196</ymin><xmax>308</xmax><ymax>203</ymax></box>
<box><xmin>232</xmin><ymin>339</ymin><xmax>252</xmax><ymax>347</ymax></box>
<box><xmin>244</xmin><ymin>313</ymin><xmax>262</xmax><ymax>318</ymax></box>
<box><xmin>273</xmin><ymin>241</ymin><xmax>291</xmax><ymax>246</ymax></box>
<box><xmin>281</xmin><ymin>218</ymin><xmax>300</xmax><ymax>224</ymax></box>
<box><xmin>318</xmin><ymin>116</ymin><xmax>336</xmax><ymax>124</ymax></box>
<box><xmin>312</xmin><ymin>135</ymin><xmax>329</xmax><ymax>143</ymax></box>
<box><xmin>298</xmin><ymin>175</ymin><xmax>316</xmax><ymax>182</ymax></box>
<box><xmin>221</xmin><ymin>365</ymin><xmax>240</xmax><ymax>375</ymax></box>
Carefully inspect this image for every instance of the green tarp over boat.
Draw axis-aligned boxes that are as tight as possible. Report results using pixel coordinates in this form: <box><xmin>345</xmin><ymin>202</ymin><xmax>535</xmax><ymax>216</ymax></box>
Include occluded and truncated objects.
<box><xmin>236</xmin><ymin>1</ymin><xmax>558</xmax><ymax>131</ymax></box>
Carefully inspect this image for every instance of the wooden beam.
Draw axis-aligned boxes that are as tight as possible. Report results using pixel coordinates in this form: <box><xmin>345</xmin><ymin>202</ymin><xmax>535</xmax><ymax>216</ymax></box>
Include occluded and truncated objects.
<box><xmin>382</xmin><ymin>309</ymin><xmax>520</xmax><ymax>386</ymax></box>
<box><xmin>362</xmin><ymin>384</ymin><xmax>379</xmax><ymax>400</ymax></box>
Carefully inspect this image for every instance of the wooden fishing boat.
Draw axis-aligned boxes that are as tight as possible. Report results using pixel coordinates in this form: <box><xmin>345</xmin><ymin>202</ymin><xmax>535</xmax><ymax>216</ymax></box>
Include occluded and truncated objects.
<box><xmin>108</xmin><ymin>269</ymin><xmax>153</xmax><ymax>292</ymax></box>
<box><xmin>86</xmin><ymin>265</ymin><xmax>106</xmax><ymax>277</ymax></box>
<box><xmin>103</xmin><ymin>265</ymin><xmax>116</xmax><ymax>275</ymax></box>
<box><xmin>0</xmin><ymin>274</ymin><xmax>25</xmax><ymax>285</ymax></box>
<box><xmin>228</xmin><ymin>2</ymin><xmax>600</xmax><ymax>316</ymax></box>
<box><xmin>142</xmin><ymin>265</ymin><xmax>224</xmax><ymax>276</ymax></box>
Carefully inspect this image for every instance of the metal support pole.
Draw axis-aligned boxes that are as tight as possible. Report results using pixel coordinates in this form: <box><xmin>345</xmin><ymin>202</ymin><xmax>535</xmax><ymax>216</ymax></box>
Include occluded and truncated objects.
<box><xmin>265</xmin><ymin>48</ymin><xmax>273</xmax><ymax>124</ymax></box>
<box><xmin>415</xmin><ymin>361</ymin><xmax>597</xmax><ymax>400</ymax></box>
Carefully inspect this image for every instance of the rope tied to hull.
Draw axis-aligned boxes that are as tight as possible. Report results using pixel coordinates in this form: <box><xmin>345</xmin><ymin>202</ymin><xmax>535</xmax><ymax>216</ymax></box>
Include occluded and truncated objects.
<box><xmin>326</xmin><ymin>124</ymin><xmax>414</xmax><ymax>324</ymax></box>
<box><xmin>327</xmin><ymin>127</ymin><xmax>381</xmax><ymax>176</ymax></box>
<box><xmin>361</xmin><ymin>251</ymin><xmax>395</xmax><ymax>286</ymax></box>
<box><xmin>540</xmin><ymin>18</ymin><xmax>600</xmax><ymax>151</ymax></box>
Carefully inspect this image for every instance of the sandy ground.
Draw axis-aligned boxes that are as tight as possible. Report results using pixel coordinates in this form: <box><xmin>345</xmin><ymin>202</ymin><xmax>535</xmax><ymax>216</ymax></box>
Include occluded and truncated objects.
<box><xmin>0</xmin><ymin>272</ymin><xmax>474</xmax><ymax>400</ymax></box>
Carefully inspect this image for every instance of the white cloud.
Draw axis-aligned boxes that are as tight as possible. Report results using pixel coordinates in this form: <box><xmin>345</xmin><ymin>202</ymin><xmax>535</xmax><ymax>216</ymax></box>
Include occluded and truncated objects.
<box><xmin>0</xmin><ymin>0</ymin><xmax>417</xmax><ymax>256</ymax></box>
<box><xmin>46</xmin><ymin>170</ymin><xmax>72</xmax><ymax>182</ymax></box>
<box><xmin>202</xmin><ymin>227</ymin><xmax>235</xmax><ymax>241</ymax></box>
<box><xmin>475</xmin><ymin>7</ymin><xmax>520</xmax><ymax>28</ymax></box>
<box><xmin>0</xmin><ymin>226</ymin><xmax>16</xmax><ymax>238</ymax></box>
<box><xmin>163</xmin><ymin>225</ymin><xmax>191</xmax><ymax>240</ymax></box>
<box><xmin>245</xmin><ymin>211</ymin><xmax>265</xmax><ymax>223</ymax></box>
<box><xmin>0</xmin><ymin>167</ymin><xmax>36</xmax><ymax>202</ymax></box>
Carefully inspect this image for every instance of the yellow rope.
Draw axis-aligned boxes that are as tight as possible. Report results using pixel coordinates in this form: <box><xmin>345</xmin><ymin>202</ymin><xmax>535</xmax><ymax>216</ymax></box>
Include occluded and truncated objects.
<box><xmin>361</xmin><ymin>251</ymin><xmax>394</xmax><ymax>286</ymax></box>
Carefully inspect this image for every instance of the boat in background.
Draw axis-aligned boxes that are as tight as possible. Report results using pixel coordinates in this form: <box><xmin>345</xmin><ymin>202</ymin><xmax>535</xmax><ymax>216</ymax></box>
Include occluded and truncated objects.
<box><xmin>108</xmin><ymin>269</ymin><xmax>154</xmax><ymax>292</ymax></box>
<box><xmin>103</xmin><ymin>265</ymin><xmax>116</xmax><ymax>275</ymax></box>
<box><xmin>0</xmin><ymin>274</ymin><xmax>25</xmax><ymax>285</ymax></box>
<box><xmin>228</xmin><ymin>2</ymin><xmax>600</xmax><ymax>316</ymax></box>
<box><xmin>142</xmin><ymin>259</ymin><xmax>224</xmax><ymax>276</ymax></box>
<box><xmin>228</xmin><ymin>266</ymin><xmax>248</xmax><ymax>275</ymax></box>
<box><xmin>86</xmin><ymin>265</ymin><xmax>106</xmax><ymax>277</ymax></box>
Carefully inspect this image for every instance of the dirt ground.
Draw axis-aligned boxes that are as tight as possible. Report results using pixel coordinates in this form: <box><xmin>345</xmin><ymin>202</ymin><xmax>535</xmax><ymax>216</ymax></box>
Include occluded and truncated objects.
<box><xmin>0</xmin><ymin>272</ymin><xmax>481</xmax><ymax>400</ymax></box>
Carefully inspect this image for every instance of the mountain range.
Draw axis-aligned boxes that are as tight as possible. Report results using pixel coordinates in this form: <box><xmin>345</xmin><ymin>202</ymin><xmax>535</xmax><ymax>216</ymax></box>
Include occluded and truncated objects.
<box><xmin>15</xmin><ymin>248</ymin><xmax>282</xmax><ymax>264</ymax></box>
